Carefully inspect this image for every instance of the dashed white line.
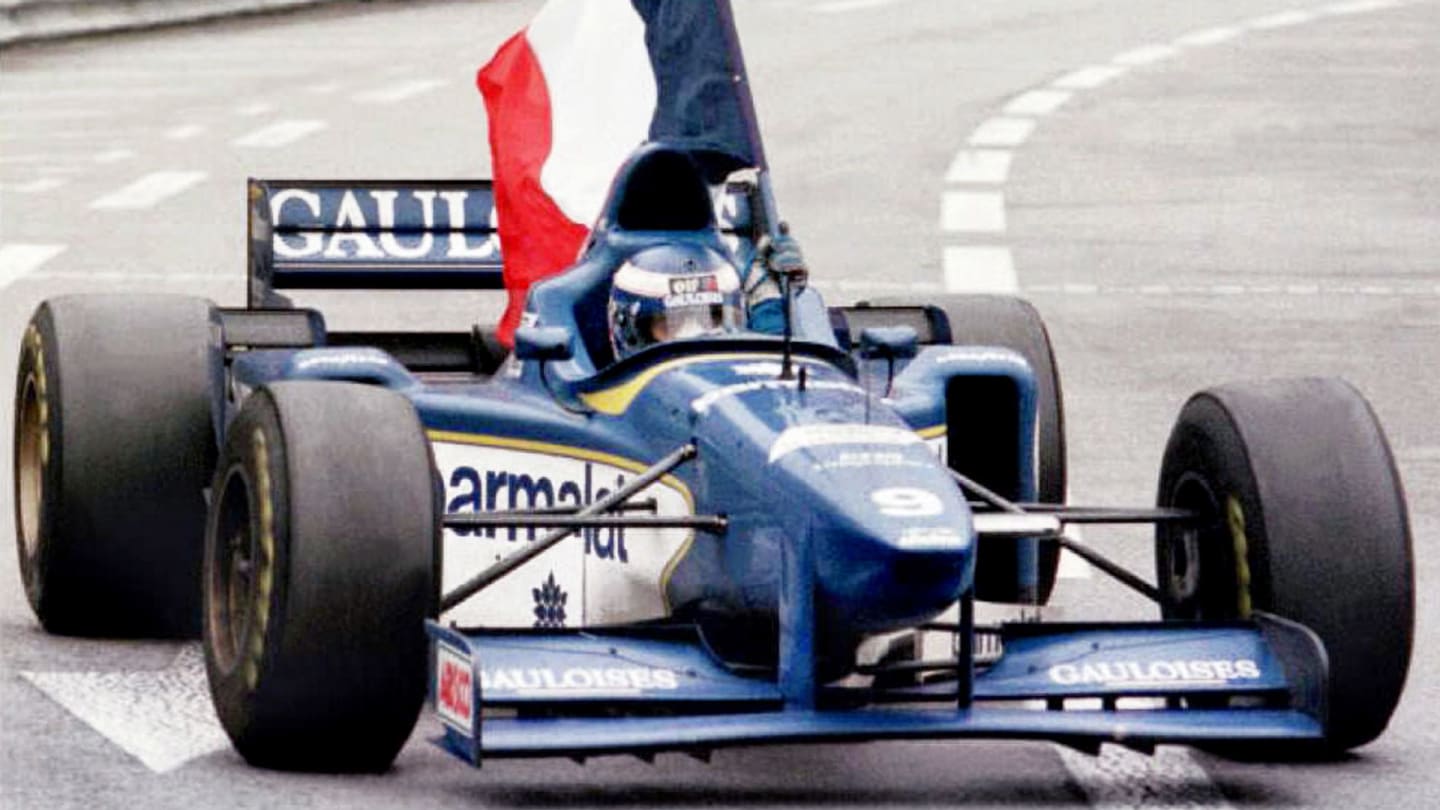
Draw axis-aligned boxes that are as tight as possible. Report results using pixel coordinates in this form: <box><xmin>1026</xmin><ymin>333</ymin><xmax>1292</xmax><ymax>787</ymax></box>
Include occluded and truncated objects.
<box><xmin>945</xmin><ymin>150</ymin><xmax>1014</xmax><ymax>184</ymax></box>
<box><xmin>943</xmin><ymin>246</ymin><xmax>1018</xmax><ymax>293</ymax></box>
<box><xmin>1112</xmin><ymin>43</ymin><xmax>1181</xmax><ymax>66</ymax></box>
<box><xmin>1052</xmin><ymin>64</ymin><xmax>1129</xmax><ymax>90</ymax></box>
<box><xmin>969</xmin><ymin>117</ymin><xmax>1037</xmax><ymax>147</ymax></box>
<box><xmin>812</xmin><ymin>0</ymin><xmax>900</xmax><ymax>12</ymax></box>
<box><xmin>941</xmin><ymin>191</ymin><xmax>1007</xmax><ymax>233</ymax></box>
<box><xmin>1248</xmin><ymin>9</ymin><xmax>1318</xmax><ymax>29</ymax></box>
<box><xmin>1003</xmin><ymin>89</ymin><xmax>1073</xmax><ymax>117</ymax></box>
<box><xmin>1323</xmin><ymin>0</ymin><xmax>1402</xmax><ymax>14</ymax></box>
<box><xmin>352</xmin><ymin>78</ymin><xmax>449</xmax><ymax>105</ymax></box>
<box><xmin>234</xmin><ymin>101</ymin><xmax>275</xmax><ymax>117</ymax></box>
<box><xmin>11</xmin><ymin>178</ymin><xmax>67</xmax><ymax>193</ymax></box>
<box><xmin>232</xmin><ymin>120</ymin><xmax>327</xmax><ymax>148</ymax></box>
<box><xmin>1059</xmin><ymin>745</ymin><xmax>1235</xmax><ymax>808</ymax></box>
<box><xmin>0</xmin><ymin>244</ymin><xmax>67</xmax><ymax>289</ymax></box>
<box><xmin>164</xmin><ymin>124</ymin><xmax>207</xmax><ymax>141</ymax></box>
<box><xmin>89</xmin><ymin>171</ymin><xmax>207</xmax><ymax>210</ymax></box>
<box><xmin>93</xmin><ymin>148</ymin><xmax>136</xmax><ymax>164</ymax></box>
<box><xmin>1174</xmin><ymin>26</ymin><xmax>1243</xmax><ymax>48</ymax></box>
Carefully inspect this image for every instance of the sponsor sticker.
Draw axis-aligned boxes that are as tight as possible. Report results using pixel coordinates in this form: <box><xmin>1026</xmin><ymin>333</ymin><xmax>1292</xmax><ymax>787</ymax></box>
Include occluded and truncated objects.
<box><xmin>1047</xmin><ymin>658</ymin><xmax>1263</xmax><ymax>687</ymax></box>
<box><xmin>481</xmin><ymin>666</ymin><xmax>680</xmax><ymax>695</ymax></box>
<box><xmin>767</xmin><ymin>424</ymin><xmax>922</xmax><ymax>463</ymax></box>
<box><xmin>435</xmin><ymin>643</ymin><xmax>475</xmax><ymax>734</ymax></box>
<box><xmin>896</xmin><ymin>526</ymin><xmax>964</xmax><ymax>549</ymax></box>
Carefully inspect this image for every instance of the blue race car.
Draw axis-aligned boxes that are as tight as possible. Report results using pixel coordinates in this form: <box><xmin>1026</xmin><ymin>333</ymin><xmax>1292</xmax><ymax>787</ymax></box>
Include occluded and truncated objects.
<box><xmin>12</xmin><ymin>142</ymin><xmax>1412</xmax><ymax>773</ymax></box>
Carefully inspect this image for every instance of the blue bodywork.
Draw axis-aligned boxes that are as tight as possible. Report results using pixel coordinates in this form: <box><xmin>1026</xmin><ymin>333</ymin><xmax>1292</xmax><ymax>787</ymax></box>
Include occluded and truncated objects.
<box><xmin>230</xmin><ymin>144</ymin><xmax>1331</xmax><ymax>765</ymax></box>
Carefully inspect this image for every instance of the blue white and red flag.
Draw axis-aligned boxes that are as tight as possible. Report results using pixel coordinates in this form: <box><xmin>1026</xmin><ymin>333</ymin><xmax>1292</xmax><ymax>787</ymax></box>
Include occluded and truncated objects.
<box><xmin>478</xmin><ymin>0</ymin><xmax>763</xmax><ymax>346</ymax></box>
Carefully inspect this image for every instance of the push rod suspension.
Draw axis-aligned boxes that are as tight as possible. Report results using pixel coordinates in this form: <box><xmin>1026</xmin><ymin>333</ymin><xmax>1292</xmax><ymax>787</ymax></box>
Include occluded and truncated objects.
<box><xmin>440</xmin><ymin>443</ymin><xmax>698</xmax><ymax>612</ymax></box>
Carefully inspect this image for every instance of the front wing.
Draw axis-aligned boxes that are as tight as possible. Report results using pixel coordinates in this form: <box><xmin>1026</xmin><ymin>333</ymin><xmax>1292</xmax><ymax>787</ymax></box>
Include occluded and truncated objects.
<box><xmin>426</xmin><ymin>614</ymin><xmax>1327</xmax><ymax>764</ymax></box>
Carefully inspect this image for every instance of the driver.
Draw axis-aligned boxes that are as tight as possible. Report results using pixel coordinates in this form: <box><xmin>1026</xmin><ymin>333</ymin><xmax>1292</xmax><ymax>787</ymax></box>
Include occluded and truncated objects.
<box><xmin>608</xmin><ymin>243</ymin><xmax>745</xmax><ymax>359</ymax></box>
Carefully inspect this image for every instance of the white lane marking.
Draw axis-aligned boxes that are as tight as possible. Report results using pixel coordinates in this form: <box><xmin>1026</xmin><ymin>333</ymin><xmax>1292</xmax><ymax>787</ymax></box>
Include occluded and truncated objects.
<box><xmin>941</xmin><ymin>191</ymin><xmax>1007</xmax><ymax>233</ymax></box>
<box><xmin>234</xmin><ymin>101</ymin><xmax>275</xmax><ymax>117</ymax></box>
<box><xmin>1248</xmin><ymin>9</ymin><xmax>1318</xmax><ymax>29</ymax></box>
<box><xmin>943</xmin><ymin>246</ymin><xmax>1017</xmax><ymax>293</ymax></box>
<box><xmin>1174</xmin><ymin>26</ymin><xmax>1243</xmax><ymax>48</ymax></box>
<box><xmin>21</xmin><ymin>646</ymin><xmax>229</xmax><ymax>774</ymax></box>
<box><xmin>812</xmin><ymin>0</ymin><xmax>900</xmax><ymax>12</ymax></box>
<box><xmin>946</xmin><ymin>149</ymin><xmax>1013</xmax><ymax>184</ymax></box>
<box><xmin>1112</xmin><ymin>43</ymin><xmax>1181</xmax><ymax>66</ymax></box>
<box><xmin>164</xmin><ymin>124</ymin><xmax>206</xmax><ymax>140</ymax></box>
<box><xmin>232</xmin><ymin>120</ymin><xmax>327</xmax><ymax>148</ymax></box>
<box><xmin>90</xmin><ymin>171</ymin><xmax>207</xmax><ymax>210</ymax></box>
<box><xmin>969</xmin><ymin>117</ymin><xmax>1037</xmax><ymax>147</ymax></box>
<box><xmin>30</xmin><ymin>271</ymin><xmax>223</xmax><ymax>283</ymax></box>
<box><xmin>0</xmin><ymin>244</ymin><xmax>67</xmax><ymax>288</ymax></box>
<box><xmin>1003</xmin><ymin>89</ymin><xmax>1073</xmax><ymax>117</ymax></box>
<box><xmin>6</xmin><ymin>178</ymin><xmax>67</xmax><ymax>193</ymax></box>
<box><xmin>1052</xmin><ymin>64</ymin><xmax>1129</xmax><ymax>90</ymax></box>
<box><xmin>1323</xmin><ymin>0</ymin><xmax>1402</xmax><ymax>14</ymax></box>
<box><xmin>93</xmin><ymin>148</ymin><xmax>135</xmax><ymax>164</ymax></box>
<box><xmin>352</xmin><ymin>78</ymin><xmax>449</xmax><ymax>104</ymax></box>
<box><xmin>1058</xmin><ymin>745</ymin><xmax>1236</xmax><ymax>808</ymax></box>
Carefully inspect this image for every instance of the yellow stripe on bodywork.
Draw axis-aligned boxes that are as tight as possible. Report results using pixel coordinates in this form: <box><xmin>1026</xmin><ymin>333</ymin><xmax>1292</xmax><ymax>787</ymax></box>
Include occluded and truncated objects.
<box><xmin>426</xmin><ymin>429</ymin><xmax>696</xmax><ymax>612</ymax></box>
<box><xmin>578</xmin><ymin>353</ymin><xmax>823</xmax><ymax>416</ymax></box>
<box><xmin>916</xmin><ymin>424</ymin><xmax>946</xmax><ymax>440</ymax></box>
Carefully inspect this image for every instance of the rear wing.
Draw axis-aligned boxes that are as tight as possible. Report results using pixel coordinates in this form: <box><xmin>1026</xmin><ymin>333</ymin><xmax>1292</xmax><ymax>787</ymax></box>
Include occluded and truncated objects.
<box><xmin>246</xmin><ymin>179</ymin><xmax>503</xmax><ymax>307</ymax></box>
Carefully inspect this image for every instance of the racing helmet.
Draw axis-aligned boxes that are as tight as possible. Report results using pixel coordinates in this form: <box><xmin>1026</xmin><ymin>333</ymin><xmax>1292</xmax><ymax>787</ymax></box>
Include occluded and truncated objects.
<box><xmin>608</xmin><ymin>244</ymin><xmax>744</xmax><ymax>359</ymax></box>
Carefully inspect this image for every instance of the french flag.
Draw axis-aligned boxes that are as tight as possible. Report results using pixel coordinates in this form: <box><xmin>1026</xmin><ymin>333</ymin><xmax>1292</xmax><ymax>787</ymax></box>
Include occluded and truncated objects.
<box><xmin>478</xmin><ymin>0</ymin><xmax>763</xmax><ymax>347</ymax></box>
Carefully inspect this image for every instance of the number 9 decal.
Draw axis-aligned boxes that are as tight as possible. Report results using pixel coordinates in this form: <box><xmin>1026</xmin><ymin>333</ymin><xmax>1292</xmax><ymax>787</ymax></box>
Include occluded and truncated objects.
<box><xmin>870</xmin><ymin>487</ymin><xmax>943</xmax><ymax>517</ymax></box>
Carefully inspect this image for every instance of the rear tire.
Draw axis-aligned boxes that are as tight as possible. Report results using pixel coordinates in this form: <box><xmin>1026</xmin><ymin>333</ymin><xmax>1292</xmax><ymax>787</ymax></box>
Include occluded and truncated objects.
<box><xmin>13</xmin><ymin>295</ymin><xmax>219</xmax><ymax>637</ymax></box>
<box><xmin>203</xmin><ymin>382</ymin><xmax>437</xmax><ymax>772</ymax></box>
<box><xmin>1156</xmin><ymin>378</ymin><xmax>1413</xmax><ymax>753</ymax></box>
<box><xmin>903</xmin><ymin>295</ymin><xmax>1066</xmax><ymax>603</ymax></box>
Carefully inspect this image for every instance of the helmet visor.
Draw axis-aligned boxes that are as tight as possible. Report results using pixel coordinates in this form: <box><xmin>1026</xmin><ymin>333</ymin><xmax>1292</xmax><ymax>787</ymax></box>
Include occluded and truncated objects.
<box><xmin>647</xmin><ymin>303</ymin><xmax>743</xmax><ymax>343</ymax></box>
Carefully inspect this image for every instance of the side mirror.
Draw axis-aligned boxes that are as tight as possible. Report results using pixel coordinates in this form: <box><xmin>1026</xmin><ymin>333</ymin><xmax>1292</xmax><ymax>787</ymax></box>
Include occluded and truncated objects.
<box><xmin>858</xmin><ymin>325</ymin><xmax>920</xmax><ymax>361</ymax></box>
<box><xmin>514</xmin><ymin>326</ymin><xmax>573</xmax><ymax>362</ymax></box>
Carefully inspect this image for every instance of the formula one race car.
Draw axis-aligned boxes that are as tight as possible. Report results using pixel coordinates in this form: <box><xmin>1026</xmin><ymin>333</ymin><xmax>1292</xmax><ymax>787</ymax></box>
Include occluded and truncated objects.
<box><xmin>12</xmin><ymin>140</ymin><xmax>1413</xmax><ymax>772</ymax></box>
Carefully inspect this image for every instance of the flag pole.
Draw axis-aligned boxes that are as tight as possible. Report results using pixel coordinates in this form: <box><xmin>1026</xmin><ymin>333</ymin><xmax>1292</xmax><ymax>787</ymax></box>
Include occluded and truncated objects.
<box><xmin>714</xmin><ymin>0</ymin><xmax>780</xmax><ymax>239</ymax></box>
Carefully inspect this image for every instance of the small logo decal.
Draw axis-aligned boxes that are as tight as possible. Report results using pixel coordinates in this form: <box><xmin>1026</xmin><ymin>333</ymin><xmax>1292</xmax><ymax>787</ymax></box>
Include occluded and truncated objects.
<box><xmin>533</xmin><ymin>572</ymin><xmax>568</xmax><ymax>628</ymax></box>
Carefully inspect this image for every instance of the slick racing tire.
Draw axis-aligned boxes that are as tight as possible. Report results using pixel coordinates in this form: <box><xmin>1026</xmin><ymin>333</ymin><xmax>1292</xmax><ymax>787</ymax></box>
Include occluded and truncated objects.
<box><xmin>1156</xmin><ymin>378</ymin><xmax>1413</xmax><ymax>753</ymax></box>
<box><xmin>14</xmin><ymin>295</ymin><xmax>219</xmax><ymax>637</ymax></box>
<box><xmin>204</xmin><ymin>382</ymin><xmax>437</xmax><ymax>773</ymax></box>
<box><xmin>914</xmin><ymin>294</ymin><xmax>1066</xmax><ymax>604</ymax></box>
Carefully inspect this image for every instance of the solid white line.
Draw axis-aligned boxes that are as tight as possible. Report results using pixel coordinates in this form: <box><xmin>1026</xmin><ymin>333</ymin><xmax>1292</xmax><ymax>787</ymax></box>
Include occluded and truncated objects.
<box><xmin>1112</xmin><ymin>43</ymin><xmax>1181</xmax><ymax>66</ymax></box>
<box><xmin>164</xmin><ymin>124</ymin><xmax>206</xmax><ymax>140</ymax></box>
<box><xmin>352</xmin><ymin>78</ymin><xmax>449</xmax><ymax>105</ymax></box>
<box><xmin>941</xmin><ymin>191</ymin><xmax>1007</xmax><ymax>233</ymax></box>
<box><xmin>1248</xmin><ymin>9</ymin><xmax>1317</xmax><ymax>29</ymax></box>
<box><xmin>1052</xmin><ymin>64</ymin><xmax>1129</xmax><ymax>90</ymax></box>
<box><xmin>1174</xmin><ymin>26</ymin><xmax>1243</xmax><ymax>48</ymax></box>
<box><xmin>1003</xmin><ymin>89</ymin><xmax>1073</xmax><ymax>117</ymax></box>
<box><xmin>943</xmin><ymin>246</ymin><xmax>1017</xmax><ymax>293</ymax></box>
<box><xmin>232</xmin><ymin>120</ymin><xmax>327</xmax><ymax>148</ymax></box>
<box><xmin>813</xmin><ymin>0</ymin><xmax>899</xmax><ymax>12</ymax></box>
<box><xmin>945</xmin><ymin>149</ymin><xmax>1013</xmax><ymax>184</ymax></box>
<box><xmin>969</xmin><ymin>117</ymin><xmax>1037</xmax><ymax>147</ymax></box>
<box><xmin>0</xmin><ymin>244</ymin><xmax>67</xmax><ymax>288</ymax></box>
<box><xmin>90</xmin><ymin>171</ymin><xmax>207</xmax><ymax>210</ymax></box>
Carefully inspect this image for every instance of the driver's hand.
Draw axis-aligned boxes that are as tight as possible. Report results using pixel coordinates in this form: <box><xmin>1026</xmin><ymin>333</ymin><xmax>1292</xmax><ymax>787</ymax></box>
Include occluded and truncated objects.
<box><xmin>760</xmin><ymin>232</ymin><xmax>808</xmax><ymax>290</ymax></box>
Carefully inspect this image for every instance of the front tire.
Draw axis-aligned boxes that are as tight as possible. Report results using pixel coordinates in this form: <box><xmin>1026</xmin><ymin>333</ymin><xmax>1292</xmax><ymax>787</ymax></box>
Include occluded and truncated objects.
<box><xmin>203</xmin><ymin>382</ymin><xmax>438</xmax><ymax>772</ymax></box>
<box><xmin>1156</xmin><ymin>378</ymin><xmax>1413</xmax><ymax>752</ymax></box>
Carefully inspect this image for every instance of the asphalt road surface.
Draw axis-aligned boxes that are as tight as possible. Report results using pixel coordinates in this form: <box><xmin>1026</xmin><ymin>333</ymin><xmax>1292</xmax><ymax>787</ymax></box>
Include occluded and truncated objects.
<box><xmin>2</xmin><ymin>0</ymin><xmax>1437</xmax><ymax>807</ymax></box>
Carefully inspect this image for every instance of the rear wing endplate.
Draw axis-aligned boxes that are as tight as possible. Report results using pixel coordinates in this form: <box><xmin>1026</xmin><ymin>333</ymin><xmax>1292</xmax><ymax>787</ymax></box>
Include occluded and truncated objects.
<box><xmin>246</xmin><ymin>179</ymin><xmax>504</xmax><ymax>307</ymax></box>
